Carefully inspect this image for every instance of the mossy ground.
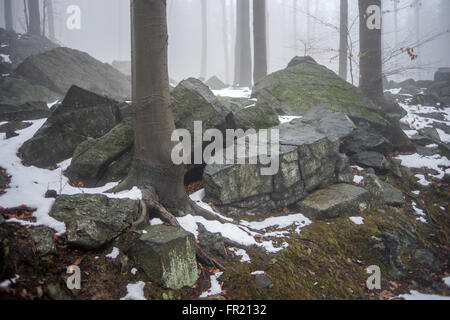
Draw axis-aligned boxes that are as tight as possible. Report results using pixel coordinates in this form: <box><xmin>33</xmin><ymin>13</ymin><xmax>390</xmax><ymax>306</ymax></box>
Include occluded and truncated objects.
<box><xmin>0</xmin><ymin>173</ymin><xmax>448</xmax><ymax>300</ymax></box>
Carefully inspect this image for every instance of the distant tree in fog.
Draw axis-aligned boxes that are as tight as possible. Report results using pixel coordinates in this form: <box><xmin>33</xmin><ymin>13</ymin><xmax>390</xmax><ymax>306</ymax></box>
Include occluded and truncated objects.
<box><xmin>200</xmin><ymin>0</ymin><xmax>207</xmax><ymax>80</ymax></box>
<box><xmin>27</xmin><ymin>0</ymin><xmax>41</xmax><ymax>36</ymax></box>
<box><xmin>4</xmin><ymin>0</ymin><xmax>13</xmax><ymax>31</ymax></box>
<box><xmin>233</xmin><ymin>0</ymin><xmax>252</xmax><ymax>87</ymax></box>
<box><xmin>338</xmin><ymin>0</ymin><xmax>348</xmax><ymax>80</ymax></box>
<box><xmin>253</xmin><ymin>0</ymin><xmax>267</xmax><ymax>84</ymax></box>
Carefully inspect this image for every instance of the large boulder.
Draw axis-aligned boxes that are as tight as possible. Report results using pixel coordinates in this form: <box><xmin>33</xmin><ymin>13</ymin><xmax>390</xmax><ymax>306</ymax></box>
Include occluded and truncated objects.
<box><xmin>427</xmin><ymin>80</ymin><xmax>450</xmax><ymax>106</ymax></box>
<box><xmin>0</xmin><ymin>76</ymin><xmax>59</xmax><ymax>105</ymax></box>
<box><xmin>65</xmin><ymin>120</ymin><xmax>134</xmax><ymax>187</ymax></box>
<box><xmin>49</xmin><ymin>194</ymin><xmax>140</xmax><ymax>250</ymax></box>
<box><xmin>15</xmin><ymin>47</ymin><xmax>131</xmax><ymax>101</ymax></box>
<box><xmin>205</xmin><ymin>76</ymin><xmax>227</xmax><ymax>90</ymax></box>
<box><xmin>171</xmin><ymin>78</ymin><xmax>236</xmax><ymax>135</ymax></box>
<box><xmin>296</xmin><ymin>184</ymin><xmax>370</xmax><ymax>220</ymax></box>
<box><xmin>434</xmin><ymin>67</ymin><xmax>450</xmax><ymax>82</ymax></box>
<box><xmin>203</xmin><ymin>107</ymin><xmax>355</xmax><ymax>216</ymax></box>
<box><xmin>19</xmin><ymin>86</ymin><xmax>122</xmax><ymax>168</ymax></box>
<box><xmin>0</xmin><ymin>101</ymin><xmax>50</xmax><ymax>121</ymax></box>
<box><xmin>342</xmin><ymin>121</ymin><xmax>394</xmax><ymax>156</ymax></box>
<box><xmin>252</xmin><ymin>56</ymin><xmax>410</xmax><ymax>150</ymax></box>
<box><xmin>360</xmin><ymin>174</ymin><xmax>404</xmax><ymax>207</ymax></box>
<box><xmin>233</xmin><ymin>100</ymin><xmax>280</xmax><ymax>130</ymax></box>
<box><xmin>0</xmin><ymin>28</ymin><xmax>59</xmax><ymax>68</ymax></box>
<box><xmin>127</xmin><ymin>225</ymin><xmax>198</xmax><ymax>290</ymax></box>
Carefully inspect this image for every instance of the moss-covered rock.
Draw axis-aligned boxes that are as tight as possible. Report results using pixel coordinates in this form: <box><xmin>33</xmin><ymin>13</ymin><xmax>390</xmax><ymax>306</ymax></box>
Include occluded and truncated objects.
<box><xmin>252</xmin><ymin>56</ymin><xmax>386</xmax><ymax>125</ymax></box>
<box><xmin>19</xmin><ymin>86</ymin><xmax>122</xmax><ymax>168</ymax></box>
<box><xmin>49</xmin><ymin>194</ymin><xmax>140</xmax><ymax>250</ymax></box>
<box><xmin>127</xmin><ymin>225</ymin><xmax>198</xmax><ymax>290</ymax></box>
<box><xmin>65</xmin><ymin>120</ymin><xmax>134</xmax><ymax>187</ymax></box>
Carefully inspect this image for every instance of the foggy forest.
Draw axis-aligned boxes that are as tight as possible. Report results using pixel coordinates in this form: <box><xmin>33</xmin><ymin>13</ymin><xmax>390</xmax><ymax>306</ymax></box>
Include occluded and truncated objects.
<box><xmin>0</xmin><ymin>0</ymin><xmax>449</xmax><ymax>304</ymax></box>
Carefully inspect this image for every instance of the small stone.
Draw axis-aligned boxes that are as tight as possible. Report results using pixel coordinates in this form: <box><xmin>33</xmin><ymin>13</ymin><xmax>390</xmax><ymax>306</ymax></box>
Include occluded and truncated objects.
<box><xmin>30</xmin><ymin>227</ymin><xmax>57</xmax><ymax>257</ymax></box>
<box><xmin>127</xmin><ymin>225</ymin><xmax>198</xmax><ymax>290</ymax></box>
<box><xmin>45</xmin><ymin>190</ymin><xmax>58</xmax><ymax>199</ymax></box>
<box><xmin>254</xmin><ymin>274</ymin><xmax>273</xmax><ymax>289</ymax></box>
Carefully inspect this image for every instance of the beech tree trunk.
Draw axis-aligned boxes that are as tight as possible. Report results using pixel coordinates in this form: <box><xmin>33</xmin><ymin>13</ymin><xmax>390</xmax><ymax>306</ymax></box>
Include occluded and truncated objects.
<box><xmin>127</xmin><ymin>0</ymin><xmax>186</xmax><ymax>207</ymax></box>
<box><xmin>359</xmin><ymin>0</ymin><xmax>383</xmax><ymax>103</ymax></box>
<box><xmin>27</xmin><ymin>0</ymin><xmax>41</xmax><ymax>36</ymax></box>
<box><xmin>200</xmin><ymin>0</ymin><xmax>207</xmax><ymax>80</ymax></box>
<box><xmin>4</xmin><ymin>0</ymin><xmax>13</xmax><ymax>31</ymax></box>
<box><xmin>233</xmin><ymin>0</ymin><xmax>252</xmax><ymax>87</ymax></box>
<box><xmin>253</xmin><ymin>0</ymin><xmax>267</xmax><ymax>84</ymax></box>
<box><xmin>339</xmin><ymin>0</ymin><xmax>348</xmax><ymax>80</ymax></box>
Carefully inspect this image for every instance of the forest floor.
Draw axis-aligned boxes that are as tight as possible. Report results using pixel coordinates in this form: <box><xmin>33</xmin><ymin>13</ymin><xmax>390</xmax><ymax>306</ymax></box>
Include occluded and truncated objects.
<box><xmin>0</xmin><ymin>88</ymin><xmax>449</xmax><ymax>300</ymax></box>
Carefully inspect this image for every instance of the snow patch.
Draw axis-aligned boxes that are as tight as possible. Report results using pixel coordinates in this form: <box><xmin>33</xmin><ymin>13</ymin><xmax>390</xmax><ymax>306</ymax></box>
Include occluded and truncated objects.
<box><xmin>397</xmin><ymin>290</ymin><xmax>450</xmax><ymax>300</ymax></box>
<box><xmin>349</xmin><ymin>217</ymin><xmax>364</xmax><ymax>225</ymax></box>
<box><xmin>229</xmin><ymin>247</ymin><xmax>251</xmax><ymax>263</ymax></box>
<box><xmin>212</xmin><ymin>87</ymin><xmax>251</xmax><ymax>99</ymax></box>
<box><xmin>106</xmin><ymin>247</ymin><xmax>120</xmax><ymax>259</ymax></box>
<box><xmin>120</xmin><ymin>281</ymin><xmax>147</xmax><ymax>300</ymax></box>
<box><xmin>200</xmin><ymin>272</ymin><xmax>223</xmax><ymax>298</ymax></box>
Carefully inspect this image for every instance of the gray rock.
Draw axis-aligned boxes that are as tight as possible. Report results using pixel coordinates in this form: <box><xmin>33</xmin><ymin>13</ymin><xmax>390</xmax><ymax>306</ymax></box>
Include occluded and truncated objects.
<box><xmin>0</xmin><ymin>76</ymin><xmax>60</xmax><ymax>106</ymax></box>
<box><xmin>15</xmin><ymin>47</ymin><xmax>131</xmax><ymax>101</ymax></box>
<box><xmin>254</xmin><ymin>274</ymin><xmax>273</xmax><ymax>289</ymax></box>
<box><xmin>233</xmin><ymin>99</ymin><xmax>280</xmax><ymax>130</ymax></box>
<box><xmin>0</xmin><ymin>101</ymin><xmax>50</xmax><ymax>121</ymax></box>
<box><xmin>198</xmin><ymin>231</ymin><xmax>227</xmax><ymax>259</ymax></box>
<box><xmin>414</xmin><ymin>249</ymin><xmax>442</xmax><ymax>273</ymax></box>
<box><xmin>127</xmin><ymin>225</ymin><xmax>198</xmax><ymax>290</ymax></box>
<box><xmin>350</xmin><ymin>151</ymin><xmax>388</xmax><ymax>173</ymax></box>
<box><xmin>205</xmin><ymin>76</ymin><xmax>227</xmax><ymax>90</ymax></box>
<box><xmin>335</xmin><ymin>153</ymin><xmax>354</xmax><ymax>184</ymax></box>
<box><xmin>65</xmin><ymin>120</ymin><xmax>134</xmax><ymax>187</ymax></box>
<box><xmin>252</xmin><ymin>56</ymin><xmax>409</xmax><ymax>150</ymax></box>
<box><xmin>49</xmin><ymin>194</ymin><xmax>140</xmax><ymax>250</ymax></box>
<box><xmin>360</xmin><ymin>174</ymin><xmax>404</xmax><ymax>206</ymax></box>
<box><xmin>30</xmin><ymin>227</ymin><xmax>57</xmax><ymax>257</ymax></box>
<box><xmin>19</xmin><ymin>86</ymin><xmax>122</xmax><ymax>168</ymax></box>
<box><xmin>111</xmin><ymin>60</ymin><xmax>131</xmax><ymax>76</ymax></box>
<box><xmin>342</xmin><ymin>121</ymin><xmax>394</xmax><ymax>156</ymax></box>
<box><xmin>369</xmin><ymin>224</ymin><xmax>421</xmax><ymax>278</ymax></box>
<box><xmin>171</xmin><ymin>78</ymin><xmax>236</xmax><ymax>136</ymax></box>
<box><xmin>427</xmin><ymin>80</ymin><xmax>450</xmax><ymax>106</ymax></box>
<box><xmin>203</xmin><ymin>107</ymin><xmax>354</xmax><ymax>216</ymax></box>
<box><xmin>434</xmin><ymin>67</ymin><xmax>450</xmax><ymax>82</ymax></box>
<box><xmin>296</xmin><ymin>184</ymin><xmax>370</xmax><ymax>220</ymax></box>
<box><xmin>0</xmin><ymin>121</ymin><xmax>32</xmax><ymax>133</ymax></box>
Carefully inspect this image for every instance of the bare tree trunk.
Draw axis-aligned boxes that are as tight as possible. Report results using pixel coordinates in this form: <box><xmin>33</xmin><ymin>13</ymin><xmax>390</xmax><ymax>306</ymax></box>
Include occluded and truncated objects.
<box><xmin>23</xmin><ymin>0</ymin><xmax>29</xmax><ymax>32</ymax></box>
<box><xmin>233</xmin><ymin>0</ymin><xmax>241</xmax><ymax>86</ymax></box>
<box><xmin>233</xmin><ymin>0</ymin><xmax>252</xmax><ymax>87</ymax></box>
<box><xmin>253</xmin><ymin>0</ymin><xmax>267</xmax><ymax>84</ymax></box>
<box><xmin>42</xmin><ymin>0</ymin><xmax>46</xmax><ymax>36</ymax></box>
<box><xmin>221</xmin><ymin>0</ymin><xmax>230</xmax><ymax>84</ymax></box>
<box><xmin>27</xmin><ymin>0</ymin><xmax>40</xmax><ymax>36</ymax></box>
<box><xmin>200</xmin><ymin>0</ymin><xmax>207</xmax><ymax>80</ymax></box>
<box><xmin>4</xmin><ymin>0</ymin><xmax>13</xmax><ymax>31</ymax></box>
<box><xmin>339</xmin><ymin>0</ymin><xmax>348</xmax><ymax>80</ymax></box>
<box><xmin>125</xmin><ymin>0</ymin><xmax>186</xmax><ymax>208</ymax></box>
<box><xmin>359</xmin><ymin>0</ymin><xmax>383</xmax><ymax>103</ymax></box>
<box><xmin>293</xmin><ymin>0</ymin><xmax>298</xmax><ymax>55</ymax></box>
<box><xmin>46</xmin><ymin>0</ymin><xmax>55</xmax><ymax>39</ymax></box>
<box><xmin>306</xmin><ymin>0</ymin><xmax>311</xmax><ymax>41</ymax></box>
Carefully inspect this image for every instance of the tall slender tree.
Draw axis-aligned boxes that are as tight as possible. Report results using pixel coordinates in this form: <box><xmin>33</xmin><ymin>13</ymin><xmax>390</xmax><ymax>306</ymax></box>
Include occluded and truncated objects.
<box><xmin>124</xmin><ymin>0</ymin><xmax>186</xmax><ymax>207</ymax></box>
<box><xmin>221</xmin><ymin>0</ymin><xmax>230</xmax><ymax>84</ymax></box>
<box><xmin>4</xmin><ymin>0</ymin><xmax>13</xmax><ymax>31</ymax></box>
<box><xmin>27</xmin><ymin>0</ymin><xmax>41</xmax><ymax>36</ymax></box>
<box><xmin>339</xmin><ymin>0</ymin><xmax>348</xmax><ymax>80</ymax></box>
<box><xmin>233</xmin><ymin>0</ymin><xmax>252</xmax><ymax>87</ymax></box>
<box><xmin>200</xmin><ymin>0</ymin><xmax>208</xmax><ymax>80</ymax></box>
<box><xmin>359</xmin><ymin>0</ymin><xmax>383</xmax><ymax>103</ymax></box>
<box><xmin>253</xmin><ymin>0</ymin><xmax>267</xmax><ymax>84</ymax></box>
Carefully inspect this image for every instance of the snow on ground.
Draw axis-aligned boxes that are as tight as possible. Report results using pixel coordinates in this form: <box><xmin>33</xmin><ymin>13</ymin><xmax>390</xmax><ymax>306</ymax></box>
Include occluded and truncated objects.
<box><xmin>0</xmin><ymin>54</ymin><xmax>11</xmax><ymax>64</ymax></box>
<box><xmin>199</xmin><ymin>272</ymin><xmax>223</xmax><ymax>298</ymax></box>
<box><xmin>444</xmin><ymin>277</ymin><xmax>450</xmax><ymax>288</ymax></box>
<box><xmin>353</xmin><ymin>175</ymin><xmax>364</xmax><ymax>184</ymax></box>
<box><xmin>182</xmin><ymin>189</ymin><xmax>312</xmax><ymax>254</ymax></box>
<box><xmin>212</xmin><ymin>87</ymin><xmax>251</xmax><ymax>99</ymax></box>
<box><xmin>279</xmin><ymin>116</ymin><xmax>302</xmax><ymax>124</ymax></box>
<box><xmin>349</xmin><ymin>217</ymin><xmax>364</xmax><ymax>225</ymax></box>
<box><xmin>0</xmin><ymin>119</ymin><xmax>141</xmax><ymax>235</ymax></box>
<box><xmin>106</xmin><ymin>247</ymin><xmax>120</xmax><ymax>259</ymax></box>
<box><xmin>0</xmin><ymin>274</ymin><xmax>20</xmax><ymax>289</ymax></box>
<box><xmin>397</xmin><ymin>290</ymin><xmax>450</xmax><ymax>300</ymax></box>
<box><xmin>228</xmin><ymin>247</ymin><xmax>251</xmax><ymax>263</ymax></box>
<box><xmin>150</xmin><ymin>218</ymin><xmax>164</xmax><ymax>226</ymax></box>
<box><xmin>120</xmin><ymin>281</ymin><xmax>147</xmax><ymax>300</ymax></box>
<box><xmin>251</xmin><ymin>271</ymin><xmax>265</xmax><ymax>276</ymax></box>
<box><xmin>412</xmin><ymin>202</ymin><xmax>427</xmax><ymax>224</ymax></box>
<box><xmin>131</xmin><ymin>268</ymin><xmax>138</xmax><ymax>275</ymax></box>
<box><xmin>395</xmin><ymin>153</ymin><xmax>450</xmax><ymax>180</ymax></box>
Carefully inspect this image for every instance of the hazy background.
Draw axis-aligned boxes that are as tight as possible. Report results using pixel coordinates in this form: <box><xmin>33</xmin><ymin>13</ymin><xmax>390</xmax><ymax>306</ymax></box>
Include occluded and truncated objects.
<box><xmin>1</xmin><ymin>0</ymin><xmax>449</xmax><ymax>83</ymax></box>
